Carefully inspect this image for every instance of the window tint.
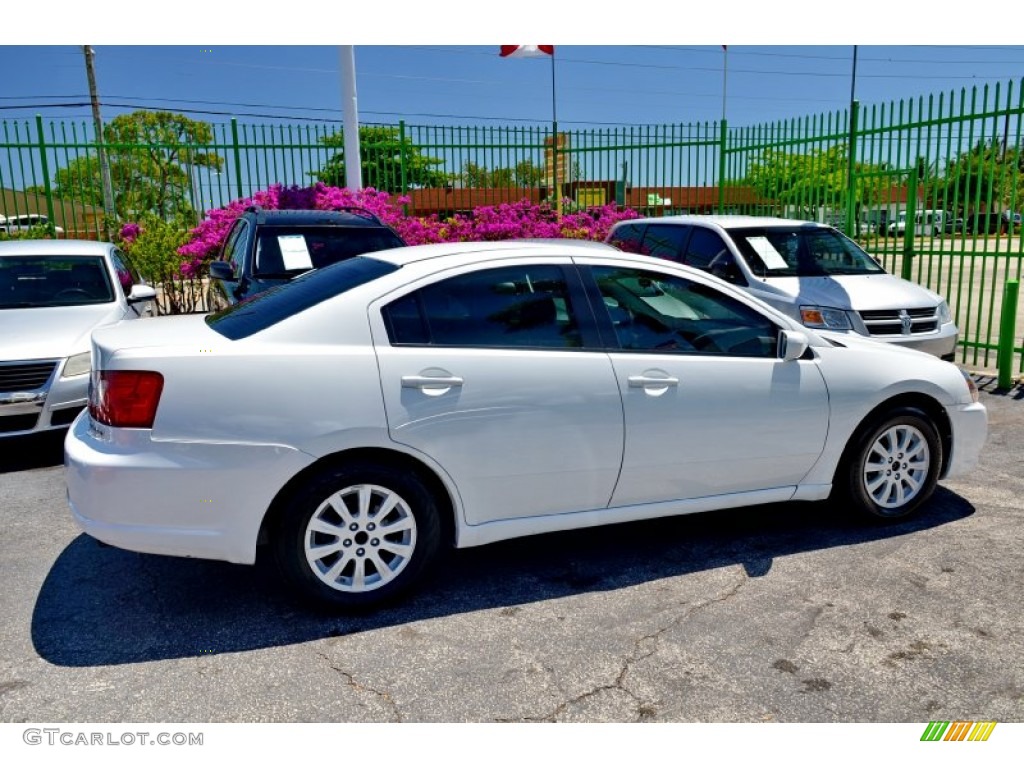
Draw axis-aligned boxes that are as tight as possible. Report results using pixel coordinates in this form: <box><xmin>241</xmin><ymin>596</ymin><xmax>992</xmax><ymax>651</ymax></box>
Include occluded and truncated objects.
<box><xmin>641</xmin><ymin>223</ymin><xmax>690</xmax><ymax>262</ymax></box>
<box><xmin>255</xmin><ymin>225</ymin><xmax>404</xmax><ymax>275</ymax></box>
<box><xmin>110</xmin><ymin>248</ymin><xmax>140</xmax><ymax>294</ymax></box>
<box><xmin>207</xmin><ymin>256</ymin><xmax>397</xmax><ymax>340</ymax></box>
<box><xmin>383</xmin><ymin>265</ymin><xmax>581</xmax><ymax>349</ymax></box>
<box><xmin>607</xmin><ymin>223</ymin><xmax>647</xmax><ymax>254</ymax></box>
<box><xmin>591</xmin><ymin>266</ymin><xmax>778</xmax><ymax>357</ymax></box>
<box><xmin>221</xmin><ymin>221</ymin><xmax>247</xmax><ymax>274</ymax></box>
<box><xmin>682</xmin><ymin>228</ymin><xmax>730</xmax><ymax>270</ymax></box>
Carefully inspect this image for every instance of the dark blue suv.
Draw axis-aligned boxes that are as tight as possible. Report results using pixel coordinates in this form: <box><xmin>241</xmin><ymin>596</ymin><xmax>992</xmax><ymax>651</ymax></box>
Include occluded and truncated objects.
<box><xmin>207</xmin><ymin>206</ymin><xmax>406</xmax><ymax>309</ymax></box>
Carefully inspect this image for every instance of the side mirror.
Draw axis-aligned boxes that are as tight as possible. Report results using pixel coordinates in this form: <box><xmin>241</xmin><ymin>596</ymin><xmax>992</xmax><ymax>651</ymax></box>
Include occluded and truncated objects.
<box><xmin>127</xmin><ymin>284</ymin><xmax>157</xmax><ymax>303</ymax></box>
<box><xmin>778</xmin><ymin>329</ymin><xmax>810</xmax><ymax>362</ymax></box>
<box><xmin>209</xmin><ymin>261</ymin><xmax>236</xmax><ymax>281</ymax></box>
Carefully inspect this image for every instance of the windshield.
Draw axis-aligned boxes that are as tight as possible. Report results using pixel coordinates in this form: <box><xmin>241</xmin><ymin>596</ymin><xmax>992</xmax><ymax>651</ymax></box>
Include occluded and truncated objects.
<box><xmin>728</xmin><ymin>226</ymin><xmax>886</xmax><ymax>277</ymax></box>
<box><xmin>0</xmin><ymin>255</ymin><xmax>114</xmax><ymax>308</ymax></box>
<box><xmin>254</xmin><ymin>225</ymin><xmax>405</xmax><ymax>277</ymax></box>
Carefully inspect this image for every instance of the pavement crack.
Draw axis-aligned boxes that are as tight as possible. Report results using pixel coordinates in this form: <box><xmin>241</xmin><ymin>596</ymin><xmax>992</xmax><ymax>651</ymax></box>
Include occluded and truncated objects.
<box><xmin>521</xmin><ymin>569</ymin><xmax>748</xmax><ymax>722</ymax></box>
<box><xmin>316</xmin><ymin>652</ymin><xmax>402</xmax><ymax>722</ymax></box>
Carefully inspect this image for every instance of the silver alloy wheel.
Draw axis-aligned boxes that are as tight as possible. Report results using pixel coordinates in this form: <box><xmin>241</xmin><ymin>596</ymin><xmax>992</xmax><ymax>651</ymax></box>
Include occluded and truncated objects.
<box><xmin>304</xmin><ymin>483</ymin><xmax>417</xmax><ymax>593</ymax></box>
<box><xmin>862</xmin><ymin>424</ymin><xmax>931</xmax><ymax>509</ymax></box>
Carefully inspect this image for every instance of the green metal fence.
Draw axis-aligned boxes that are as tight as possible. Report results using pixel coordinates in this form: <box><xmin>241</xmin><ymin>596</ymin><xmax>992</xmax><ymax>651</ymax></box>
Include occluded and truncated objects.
<box><xmin>2</xmin><ymin>80</ymin><xmax>1022</xmax><ymax>374</ymax></box>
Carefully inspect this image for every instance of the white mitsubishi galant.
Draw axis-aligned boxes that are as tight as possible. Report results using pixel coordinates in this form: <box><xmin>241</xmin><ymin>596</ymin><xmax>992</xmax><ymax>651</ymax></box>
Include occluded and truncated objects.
<box><xmin>65</xmin><ymin>241</ymin><xmax>988</xmax><ymax>609</ymax></box>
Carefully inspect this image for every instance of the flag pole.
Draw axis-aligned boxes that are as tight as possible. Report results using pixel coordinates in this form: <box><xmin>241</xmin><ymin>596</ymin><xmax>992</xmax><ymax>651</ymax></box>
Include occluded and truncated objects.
<box><xmin>721</xmin><ymin>45</ymin><xmax>728</xmax><ymax>123</ymax></box>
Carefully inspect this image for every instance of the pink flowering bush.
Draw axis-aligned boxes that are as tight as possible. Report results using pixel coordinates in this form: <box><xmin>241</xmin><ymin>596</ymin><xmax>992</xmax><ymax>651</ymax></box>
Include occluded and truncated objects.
<box><xmin>176</xmin><ymin>182</ymin><xmax>639</xmax><ymax>265</ymax></box>
<box><xmin>120</xmin><ymin>183</ymin><xmax>640</xmax><ymax>314</ymax></box>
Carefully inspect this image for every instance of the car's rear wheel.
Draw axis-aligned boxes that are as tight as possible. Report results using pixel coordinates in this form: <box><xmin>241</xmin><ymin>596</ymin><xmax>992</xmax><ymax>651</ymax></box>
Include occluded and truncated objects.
<box><xmin>273</xmin><ymin>461</ymin><xmax>441</xmax><ymax>609</ymax></box>
<box><xmin>833</xmin><ymin>407</ymin><xmax>942</xmax><ymax>520</ymax></box>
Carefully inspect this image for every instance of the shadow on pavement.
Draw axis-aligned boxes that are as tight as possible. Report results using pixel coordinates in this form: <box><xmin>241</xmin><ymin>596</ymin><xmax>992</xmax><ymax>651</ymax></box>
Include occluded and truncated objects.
<box><xmin>0</xmin><ymin>431</ymin><xmax>66</xmax><ymax>473</ymax></box>
<box><xmin>32</xmin><ymin>486</ymin><xmax>974</xmax><ymax>667</ymax></box>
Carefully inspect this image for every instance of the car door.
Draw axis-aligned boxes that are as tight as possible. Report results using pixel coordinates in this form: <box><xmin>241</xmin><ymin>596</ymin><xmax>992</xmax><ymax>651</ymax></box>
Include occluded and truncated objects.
<box><xmin>370</xmin><ymin>260</ymin><xmax>625</xmax><ymax>527</ymax></box>
<box><xmin>582</xmin><ymin>262</ymin><xmax>830</xmax><ymax>507</ymax></box>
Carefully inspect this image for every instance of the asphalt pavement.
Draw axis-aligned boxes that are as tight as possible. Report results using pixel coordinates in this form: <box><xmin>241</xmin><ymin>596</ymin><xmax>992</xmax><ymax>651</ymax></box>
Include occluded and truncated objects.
<box><xmin>0</xmin><ymin>377</ymin><xmax>1021</xmax><ymax>722</ymax></box>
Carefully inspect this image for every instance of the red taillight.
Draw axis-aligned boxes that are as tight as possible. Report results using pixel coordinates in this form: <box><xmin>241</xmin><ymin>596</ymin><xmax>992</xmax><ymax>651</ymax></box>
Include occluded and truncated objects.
<box><xmin>88</xmin><ymin>370</ymin><xmax>164</xmax><ymax>428</ymax></box>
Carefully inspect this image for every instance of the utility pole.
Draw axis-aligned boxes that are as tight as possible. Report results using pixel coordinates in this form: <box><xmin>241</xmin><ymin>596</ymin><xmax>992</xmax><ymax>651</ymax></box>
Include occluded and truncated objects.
<box><xmin>339</xmin><ymin>46</ymin><xmax>362</xmax><ymax>191</ymax></box>
<box><xmin>84</xmin><ymin>45</ymin><xmax>116</xmax><ymax>237</ymax></box>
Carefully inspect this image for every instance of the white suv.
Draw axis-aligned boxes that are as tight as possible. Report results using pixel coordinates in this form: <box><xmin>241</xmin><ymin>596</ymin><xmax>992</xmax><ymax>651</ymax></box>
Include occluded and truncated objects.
<box><xmin>606</xmin><ymin>215</ymin><xmax>958</xmax><ymax>360</ymax></box>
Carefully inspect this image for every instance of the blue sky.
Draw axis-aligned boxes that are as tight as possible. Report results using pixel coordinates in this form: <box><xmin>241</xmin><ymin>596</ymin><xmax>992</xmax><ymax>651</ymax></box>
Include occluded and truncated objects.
<box><xmin>3</xmin><ymin>25</ymin><xmax>1023</xmax><ymax>132</ymax></box>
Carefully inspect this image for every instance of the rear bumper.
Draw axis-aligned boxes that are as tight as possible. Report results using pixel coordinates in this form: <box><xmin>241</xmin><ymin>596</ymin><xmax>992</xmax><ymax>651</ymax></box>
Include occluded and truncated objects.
<box><xmin>64</xmin><ymin>412</ymin><xmax>315</xmax><ymax>564</ymax></box>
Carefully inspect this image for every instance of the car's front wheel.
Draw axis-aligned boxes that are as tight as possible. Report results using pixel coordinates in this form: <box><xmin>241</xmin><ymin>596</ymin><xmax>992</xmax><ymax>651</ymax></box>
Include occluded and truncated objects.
<box><xmin>273</xmin><ymin>461</ymin><xmax>442</xmax><ymax>609</ymax></box>
<box><xmin>833</xmin><ymin>407</ymin><xmax>942</xmax><ymax>520</ymax></box>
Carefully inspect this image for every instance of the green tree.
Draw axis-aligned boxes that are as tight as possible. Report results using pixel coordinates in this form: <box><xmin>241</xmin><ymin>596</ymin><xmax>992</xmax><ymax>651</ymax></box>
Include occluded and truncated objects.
<box><xmin>744</xmin><ymin>145</ymin><xmax>890</xmax><ymax>217</ymax></box>
<box><xmin>513</xmin><ymin>160</ymin><xmax>546</xmax><ymax>186</ymax></box>
<box><xmin>315</xmin><ymin>126</ymin><xmax>447</xmax><ymax>192</ymax></box>
<box><xmin>942</xmin><ymin>140</ymin><xmax>1024</xmax><ymax>212</ymax></box>
<box><xmin>50</xmin><ymin>110</ymin><xmax>223</xmax><ymax>222</ymax></box>
<box><xmin>460</xmin><ymin>161</ymin><xmax>491</xmax><ymax>188</ymax></box>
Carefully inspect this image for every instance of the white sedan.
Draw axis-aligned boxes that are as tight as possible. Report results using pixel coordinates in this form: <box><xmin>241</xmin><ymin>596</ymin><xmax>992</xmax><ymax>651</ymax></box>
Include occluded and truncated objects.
<box><xmin>1</xmin><ymin>240</ymin><xmax>155</xmax><ymax>437</ymax></box>
<box><xmin>65</xmin><ymin>241</ymin><xmax>988</xmax><ymax>609</ymax></box>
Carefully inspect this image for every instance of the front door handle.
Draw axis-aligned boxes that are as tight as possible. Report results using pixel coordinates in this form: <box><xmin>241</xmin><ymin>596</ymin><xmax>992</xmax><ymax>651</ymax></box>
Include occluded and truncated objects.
<box><xmin>627</xmin><ymin>375</ymin><xmax>679</xmax><ymax>388</ymax></box>
<box><xmin>401</xmin><ymin>375</ymin><xmax>464</xmax><ymax>389</ymax></box>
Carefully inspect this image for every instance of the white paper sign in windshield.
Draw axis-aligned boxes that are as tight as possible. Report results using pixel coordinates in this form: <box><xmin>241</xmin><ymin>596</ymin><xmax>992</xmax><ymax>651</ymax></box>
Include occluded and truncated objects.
<box><xmin>278</xmin><ymin>235</ymin><xmax>313</xmax><ymax>271</ymax></box>
<box><xmin>745</xmin><ymin>237</ymin><xmax>790</xmax><ymax>270</ymax></box>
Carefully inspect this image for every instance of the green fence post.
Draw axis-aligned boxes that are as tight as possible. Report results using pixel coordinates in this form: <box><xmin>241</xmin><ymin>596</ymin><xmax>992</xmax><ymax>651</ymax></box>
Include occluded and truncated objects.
<box><xmin>717</xmin><ymin>119</ymin><xmax>728</xmax><ymax>214</ymax></box>
<box><xmin>230</xmin><ymin>118</ymin><xmax>244</xmax><ymax>200</ymax></box>
<box><xmin>845</xmin><ymin>101</ymin><xmax>859</xmax><ymax>236</ymax></box>
<box><xmin>901</xmin><ymin>167</ymin><xmax>918</xmax><ymax>280</ymax></box>
<box><xmin>399</xmin><ymin>120</ymin><xmax>409</xmax><ymax>216</ymax></box>
<box><xmin>34</xmin><ymin>115</ymin><xmax>57</xmax><ymax>238</ymax></box>
<box><xmin>997</xmin><ymin>279</ymin><xmax>1019</xmax><ymax>390</ymax></box>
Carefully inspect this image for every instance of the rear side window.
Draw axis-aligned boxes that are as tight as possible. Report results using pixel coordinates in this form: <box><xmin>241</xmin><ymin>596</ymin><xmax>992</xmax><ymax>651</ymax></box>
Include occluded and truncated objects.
<box><xmin>383</xmin><ymin>265</ymin><xmax>582</xmax><ymax>349</ymax></box>
<box><xmin>207</xmin><ymin>256</ymin><xmax>398</xmax><ymax>340</ymax></box>
<box><xmin>642</xmin><ymin>224</ymin><xmax>690</xmax><ymax>262</ymax></box>
<box><xmin>607</xmin><ymin>223</ymin><xmax>647</xmax><ymax>254</ymax></box>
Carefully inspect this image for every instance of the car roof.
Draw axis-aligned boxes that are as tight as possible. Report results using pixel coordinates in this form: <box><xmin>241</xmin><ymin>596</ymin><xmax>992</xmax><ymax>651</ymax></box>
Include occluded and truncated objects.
<box><xmin>616</xmin><ymin>214</ymin><xmax>831</xmax><ymax>230</ymax></box>
<box><xmin>368</xmin><ymin>239</ymin><xmax>619</xmax><ymax>268</ymax></box>
<box><xmin>244</xmin><ymin>207</ymin><xmax>386</xmax><ymax>226</ymax></box>
<box><xmin>0</xmin><ymin>239</ymin><xmax>114</xmax><ymax>256</ymax></box>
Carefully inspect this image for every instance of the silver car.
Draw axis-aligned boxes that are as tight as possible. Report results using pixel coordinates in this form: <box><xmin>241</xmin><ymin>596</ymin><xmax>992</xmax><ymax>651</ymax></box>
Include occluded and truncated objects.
<box><xmin>0</xmin><ymin>240</ymin><xmax>156</xmax><ymax>437</ymax></box>
<box><xmin>607</xmin><ymin>216</ymin><xmax>958</xmax><ymax>360</ymax></box>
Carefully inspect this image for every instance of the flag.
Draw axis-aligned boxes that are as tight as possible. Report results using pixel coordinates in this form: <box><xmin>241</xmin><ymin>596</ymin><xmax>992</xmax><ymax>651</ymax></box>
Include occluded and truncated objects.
<box><xmin>499</xmin><ymin>45</ymin><xmax>554</xmax><ymax>58</ymax></box>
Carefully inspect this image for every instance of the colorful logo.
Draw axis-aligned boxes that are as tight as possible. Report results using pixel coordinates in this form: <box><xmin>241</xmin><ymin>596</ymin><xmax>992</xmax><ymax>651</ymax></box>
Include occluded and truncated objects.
<box><xmin>921</xmin><ymin>721</ymin><xmax>997</xmax><ymax>741</ymax></box>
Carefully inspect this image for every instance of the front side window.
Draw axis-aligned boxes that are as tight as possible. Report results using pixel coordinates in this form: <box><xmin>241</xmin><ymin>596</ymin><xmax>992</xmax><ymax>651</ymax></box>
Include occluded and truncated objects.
<box><xmin>110</xmin><ymin>248</ymin><xmax>141</xmax><ymax>295</ymax></box>
<box><xmin>221</xmin><ymin>220</ymin><xmax>248</xmax><ymax>276</ymax></box>
<box><xmin>592</xmin><ymin>266</ymin><xmax>778</xmax><ymax>357</ymax></box>
<box><xmin>383</xmin><ymin>265</ymin><xmax>581</xmax><ymax>349</ymax></box>
<box><xmin>728</xmin><ymin>226</ymin><xmax>885</xmax><ymax>277</ymax></box>
<box><xmin>683</xmin><ymin>228</ymin><xmax>730</xmax><ymax>270</ymax></box>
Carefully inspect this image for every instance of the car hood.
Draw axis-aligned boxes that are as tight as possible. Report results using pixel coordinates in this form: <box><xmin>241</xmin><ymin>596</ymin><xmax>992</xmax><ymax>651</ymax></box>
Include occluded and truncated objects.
<box><xmin>755</xmin><ymin>273</ymin><xmax>943</xmax><ymax>310</ymax></box>
<box><xmin>0</xmin><ymin>303</ymin><xmax>125</xmax><ymax>361</ymax></box>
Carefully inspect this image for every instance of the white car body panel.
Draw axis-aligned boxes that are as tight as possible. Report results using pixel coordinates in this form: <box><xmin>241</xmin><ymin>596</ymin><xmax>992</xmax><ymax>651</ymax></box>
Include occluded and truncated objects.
<box><xmin>64</xmin><ymin>241</ymin><xmax>988</xmax><ymax>571</ymax></box>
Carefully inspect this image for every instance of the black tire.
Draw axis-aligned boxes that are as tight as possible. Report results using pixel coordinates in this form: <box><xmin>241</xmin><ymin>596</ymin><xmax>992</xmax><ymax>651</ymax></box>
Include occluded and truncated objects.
<box><xmin>833</xmin><ymin>407</ymin><xmax>942</xmax><ymax>521</ymax></box>
<box><xmin>273</xmin><ymin>460</ymin><xmax>442</xmax><ymax>609</ymax></box>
